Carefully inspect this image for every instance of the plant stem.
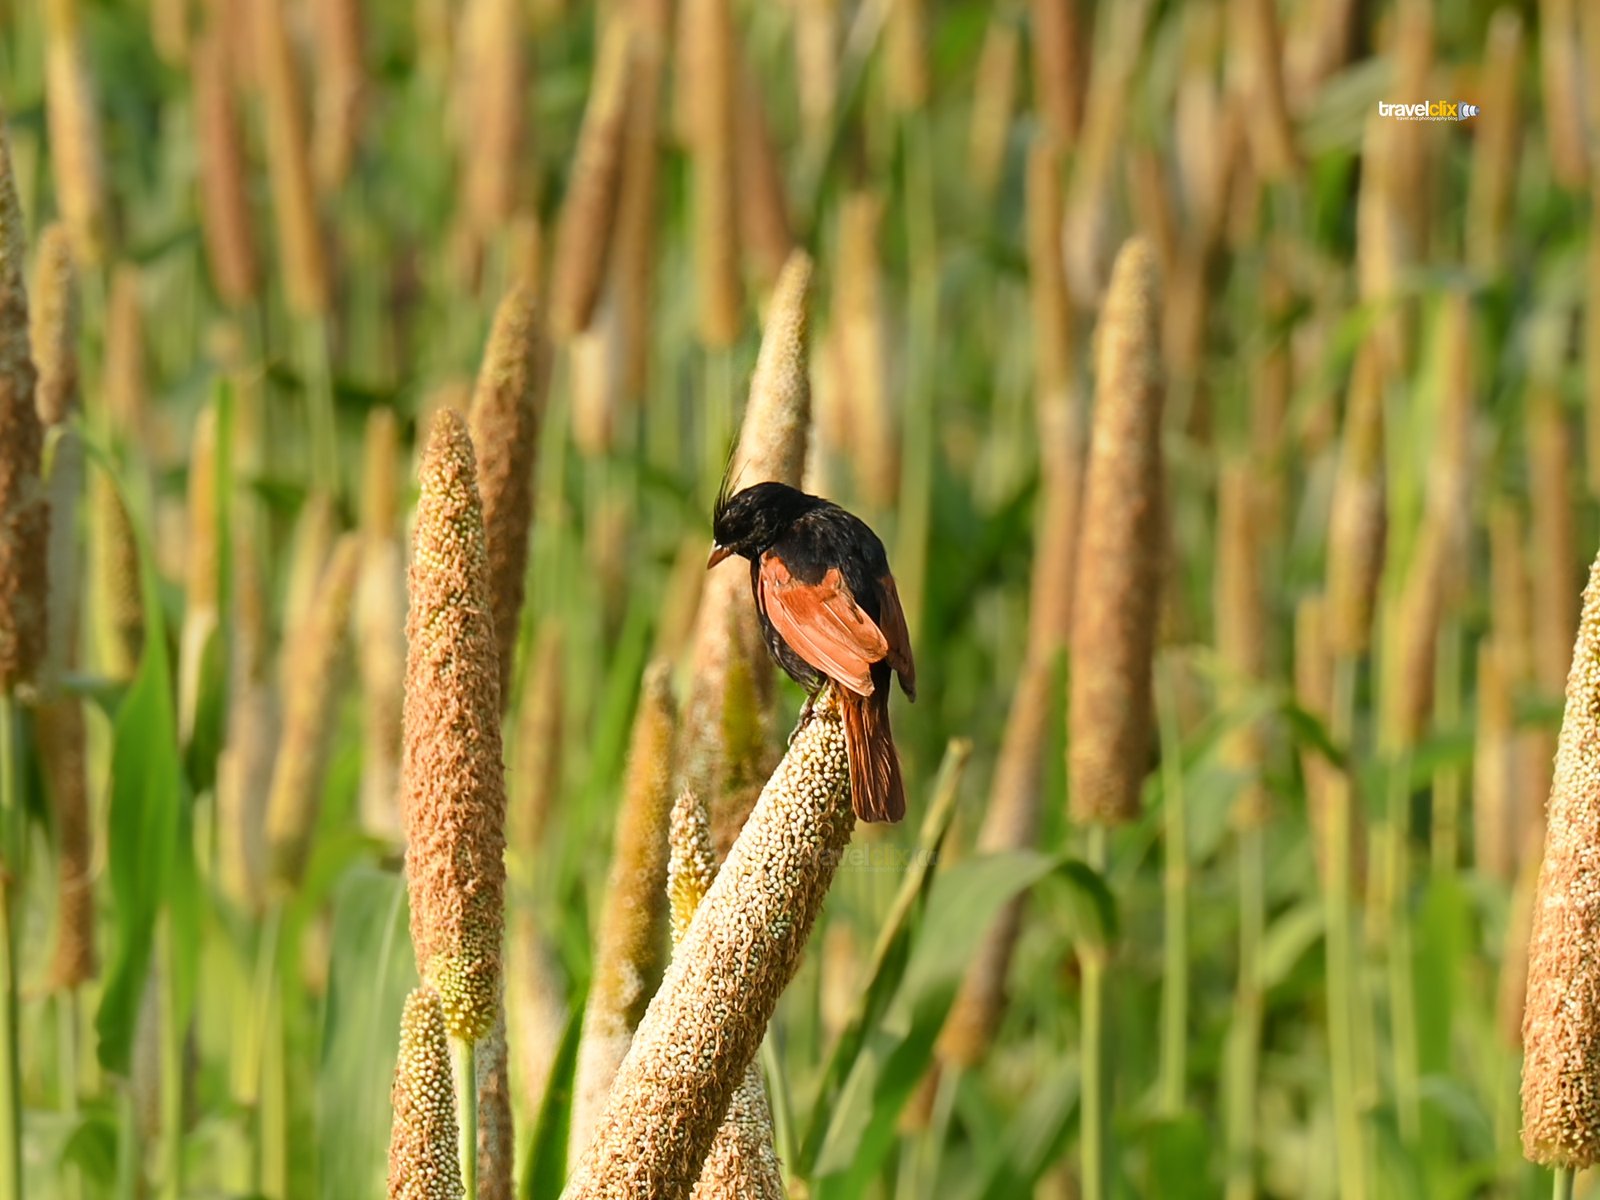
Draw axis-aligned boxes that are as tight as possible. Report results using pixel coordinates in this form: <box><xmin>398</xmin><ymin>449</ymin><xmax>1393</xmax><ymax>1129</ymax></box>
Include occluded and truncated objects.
<box><xmin>258</xmin><ymin>911</ymin><xmax>288</xmax><ymax>1199</ymax></box>
<box><xmin>456</xmin><ymin>1036</ymin><xmax>479</xmax><ymax>1198</ymax></box>
<box><xmin>1430</xmin><ymin>621</ymin><xmax>1462</xmax><ymax>875</ymax></box>
<box><xmin>1157</xmin><ymin>662</ymin><xmax>1188</xmax><ymax>1117</ymax></box>
<box><xmin>298</xmin><ymin>316</ymin><xmax>338</xmax><ymax>498</ymax></box>
<box><xmin>896</xmin><ymin>110</ymin><xmax>938</xmax><ymax>641</ymax></box>
<box><xmin>159</xmin><ymin>919</ymin><xmax>183</xmax><ymax>1200</ymax></box>
<box><xmin>1325</xmin><ymin>657</ymin><xmax>1367</xmax><ymax>1200</ymax></box>
<box><xmin>1386</xmin><ymin>750</ymin><xmax>1420</xmax><ymax>1145</ymax></box>
<box><xmin>1225</xmin><ymin>823</ymin><xmax>1265</xmax><ymax>1200</ymax></box>
<box><xmin>0</xmin><ymin>692</ymin><xmax>22</xmax><ymax>1200</ymax></box>
<box><xmin>1081</xmin><ymin>821</ymin><xmax>1110</xmax><ymax>1200</ymax></box>
<box><xmin>1553</xmin><ymin>1167</ymin><xmax>1575</xmax><ymax>1200</ymax></box>
<box><xmin>706</xmin><ymin>347</ymin><xmax>735</xmax><ymax>507</ymax></box>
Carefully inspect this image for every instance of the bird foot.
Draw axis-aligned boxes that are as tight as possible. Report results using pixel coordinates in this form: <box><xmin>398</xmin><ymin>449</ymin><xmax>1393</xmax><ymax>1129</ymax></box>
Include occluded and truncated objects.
<box><xmin>788</xmin><ymin>693</ymin><xmax>820</xmax><ymax>745</ymax></box>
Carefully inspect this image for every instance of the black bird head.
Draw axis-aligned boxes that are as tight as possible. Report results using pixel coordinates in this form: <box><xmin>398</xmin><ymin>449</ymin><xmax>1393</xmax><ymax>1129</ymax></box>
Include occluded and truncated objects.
<box><xmin>708</xmin><ymin>481</ymin><xmax>820</xmax><ymax>568</ymax></box>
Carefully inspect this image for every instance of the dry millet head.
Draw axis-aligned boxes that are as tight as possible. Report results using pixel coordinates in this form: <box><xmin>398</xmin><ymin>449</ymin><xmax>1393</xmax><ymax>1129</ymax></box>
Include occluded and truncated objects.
<box><xmin>683</xmin><ymin>0</ymin><xmax>742</xmax><ymax>346</ymax></box>
<box><xmin>1465</xmin><ymin>9</ymin><xmax>1523</xmax><ymax>275</ymax></box>
<box><xmin>44</xmin><ymin>2</ymin><xmax>109</xmax><ymax>264</ymax></box>
<box><xmin>1521</xmin><ymin>545</ymin><xmax>1600</xmax><ymax>1167</ymax></box>
<box><xmin>675</xmin><ymin>250</ymin><xmax>811</xmax><ymax>844</ymax></box>
<box><xmin>833</xmin><ymin>190</ymin><xmax>898</xmax><ymax>508</ymax></box>
<box><xmin>403</xmin><ymin>410</ymin><xmax>507</xmax><ymax>1044</ymax></box>
<box><xmin>562</xmin><ymin>693</ymin><xmax>853</xmax><ymax>1199</ymax></box>
<box><xmin>549</xmin><ymin>19</ymin><xmax>632</xmax><ymax>339</ymax></box>
<box><xmin>510</xmin><ymin>619</ymin><xmax>565</xmax><ymax>864</ymax></box>
<box><xmin>0</xmin><ymin>117</ymin><xmax>48</xmax><ymax>693</ymax></box>
<box><xmin>1026</xmin><ymin>133</ymin><xmax>1073</xmax><ymax>404</ymax></box>
<box><xmin>612</xmin><ymin>26</ymin><xmax>666</xmax><ymax>402</ymax></box>
<box><xmin>254</xmin><ymin>0</ymin><xmax>329</xmax><ymax>316</ymax></box>
<box><xmin>737</xmin><ymin>249</ymin><xmax>813</xmax><ymax>487</ymax></box>
<box><xmin>1324</xmin><ymin>337</ymin><xmax>1387</xmax><ymax>658</ymax></box>
<box><xmin>457</xmin><ymin>0</ymin><xmax>528</xmax><ymax>239</ymax></box>
<box><xmin>39</xmin><ymin>697</ymin><xmax>94</xmax><ymax>988</ymax></box>
<box><xmin>667</xmin><ymin>783</ymin><xmax>782</xmax><ymax>1198</ymax></box>
<box><xmin>476</xmin><ymin>1009</ymin><xmax>515</xmax><ymax>1200</ymax></box>
<box><xmin>361</xmin><ymin>407</ymin><xmax>401</xmax><ymax>541</ymax></box>
<box><xmin>734</xmin><ymin>57</ymin><xmax>794</xmax><ymax>295</ymax></box>
<box><xmin>967</xmin><ymin>18</ymin><xmax>1020</xmax><ymax>200</ymax></box>
<box><xmin>570</xmin><ymin>660</ymin><xmax>678</xmax><ymax>1159</ymax></box>
<box><xmin>387</xmin><ymin>986</ymin><xmax>465</xmax><ymax>1200</ymax></box>
<box><xmin>194</xmin><ymin>25</ymin><xmax>259</xmax><ymax>307</ymax></box>
<box><xmin>690</xmin><ymin>1061</ymin><xmax>785</xmax><ymax>1200</ymax></box>
<box><xmin>310</xmin><ymin>0</ymin><xmax>364</xmax><ymax>191</ymax></box>
<box><xmin>102</xmin><ymin>265</ymin><xmax>146</xmax><ymax>438</ymax></box>
<box><xmin>468</xmin><ymin>281</ymin><xmax>546</xmax><ymax>705</ymax></box>
<box><xmin>668</xmin><ymin>787</ymin><xmax>717</xmax><ymax>945</ymax></box>
<box><xmin>1028</xmin><ymin>0</ymin><xmax>1084</xmax><ymax>145</ymax></box>
<box><xmin>91</xmin><ymin>471</ymin><xmax>143</xmax><ymax>682</ymax></box>
<box><xmin>264</xmin><ymin>533</ymin><xmax>361</xmax><ymax>888</ymax></box>
<box><xmin>1068</xmin><ymin>235</ymin><xmax>1164</xmax><ymax>826</ymax></box>
<box><xmin>30</xmin><ymin>222</ymin><xmax>78</xmax><ymax>425</ymax></box>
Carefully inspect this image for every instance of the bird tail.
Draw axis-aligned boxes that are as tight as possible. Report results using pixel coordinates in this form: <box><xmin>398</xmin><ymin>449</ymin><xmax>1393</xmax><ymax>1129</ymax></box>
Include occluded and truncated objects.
<box><xmin>841</xmin><ymin>687</ymin><xmax>906</xmax><ymax>823</ymax></box>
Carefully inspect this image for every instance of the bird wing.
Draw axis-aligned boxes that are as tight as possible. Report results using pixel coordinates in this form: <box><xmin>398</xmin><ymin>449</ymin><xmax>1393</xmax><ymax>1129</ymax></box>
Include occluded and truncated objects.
<box><xmin>875</xmin><ymin>572</ymin><xmax>917</xmax><ymax>700</ymax></box>
<box><xmin>758</xmin><ymin>553</ymin><xmax>888</xmax><ymax>697</ymax></box>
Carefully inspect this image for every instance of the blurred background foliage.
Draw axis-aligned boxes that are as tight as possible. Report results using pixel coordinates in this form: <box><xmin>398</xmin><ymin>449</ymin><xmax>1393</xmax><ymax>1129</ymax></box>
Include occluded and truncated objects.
<box><xmin>0</xmin><ymin>0</ymin><xmax>1595</xmax><ymax>1196</ymax></box>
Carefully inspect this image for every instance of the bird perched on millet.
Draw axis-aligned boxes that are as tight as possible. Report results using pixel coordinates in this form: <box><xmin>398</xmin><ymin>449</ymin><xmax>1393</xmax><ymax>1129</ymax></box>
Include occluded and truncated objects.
<box><xmin>709</xmin><ymin>480</ymin><xmax>916</xmax><ymax>822</ymax></box>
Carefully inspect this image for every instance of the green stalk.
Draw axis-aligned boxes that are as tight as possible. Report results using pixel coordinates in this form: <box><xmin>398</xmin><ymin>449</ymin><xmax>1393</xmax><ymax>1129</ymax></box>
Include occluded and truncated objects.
<box><xmin>159</xmin><ymin>921</ymin><xmax>183</xmax><ymax>1200</ymax></box>
<box><xmin>1553</xmin><ymin>1168</ymin><xmax>1575</xmax><ymax>1200</ymax></box>
<box><xmin>1386</xmin><ymin>750</ymin><xmax>1420</xmax><ymax>1145</ymax></box>
<box><xmin>257</xmin><ymin>911</ymin><xmax>288</xmax><ymax>1198</ymax></box>
<box><xmin>1225</xmin><ymin>823</ymin><xmax>1265</xmax><ymax>1200</ymax></box>
<box><xmin>456</xmin><ymin>1036</ymin><xmax>478</xmax><ymax>1197</ymax></box>
<box><xmin>1429</xmin><ymin>621</ymin><xmax>1462</xmax><ymax>875</ymax></box>
<box><xmin>59</xmin><ymin>992</ymin><xmax>82</xmax><ymax>1200</ymax></box>
<box><xmin>1080</xmin><ymin>822</ymin><xmax>1111</xmax><ymax>1200</ymax></box>
<box><xmin>1156</xmin><ymin>663</ymin><xmax>1188</xmax><ymax>1116</ymax></box>
<box><xmin>0</xmin><ymin>693</ymin><xmax>22</xmax><ymax>1200</ymax></box>
<box><xmin>56</xmin><ymin>992</ymin><xmax>76</xmax><ymax>1109</ymax></box>
<box><xmin>298</xmin><ymin>316</ymin><xmax>338</xmax><ymax>498</ymax></box>
<box><xmin>895</xmin><ymin>112</ymin><xmax>938</xmax><ymax>639</ymax></box>
<box><xmin>705</xmin><ymin>347</ymin><xmax>735</xmax><ymax>506</ymax></box>
<box><xmin>114</xmin><ymin>1089</ymin><xmax>138</xmax><ymax>1200</ymax></box>
<box><xmin>761</xmin><ymin>1037</ymin><xmax>796</xmax><ymax>1177</ymax></box>
<box><xmin>1325</xmin><ymin>656</ymin><xmax>1367</xmax><ymax>1200</ymax></box>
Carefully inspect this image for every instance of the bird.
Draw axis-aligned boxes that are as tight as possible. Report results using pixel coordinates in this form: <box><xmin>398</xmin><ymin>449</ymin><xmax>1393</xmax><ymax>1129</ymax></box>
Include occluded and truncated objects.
<box><xmin>708</xmin><ymin>480</ymin><xmax>916</xmax><ymax>822</ymax></box>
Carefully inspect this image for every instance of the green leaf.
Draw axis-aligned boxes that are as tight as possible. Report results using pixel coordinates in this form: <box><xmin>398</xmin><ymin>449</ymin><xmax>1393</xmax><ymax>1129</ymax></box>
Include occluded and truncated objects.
<box><xmin>522</xmin><ymin>992</ymin><xmax>586</xmax><ymax>1200</ymax></box>
<box><xmin>960</xmin><ymin>1060</ymin><xmax>1079</xmax><ymax>1200</ymax></box>
<box><xmin>1051</xmin><ymin>860</ymin><xmax>1118</xmax><ymax>956</ymax></box>
<box><xmin>1259</xmin><ymin>901</ymin><xmax>1325</xmax><ymax>990</ymax></box>
<box><xmin>1142</xmin><ymin>1111</ymin><xmax>1217</xmax><ymax>1197</ymax></box>
<box><xmin>808</xmin><ymin>850</ymin><xmax>1063</xmax><ymax>1195</ymax></box>
<box><xmin>317</xmin><ymin>866</ymin><xmax>414</xmax><ymax>1200</ymax></box>
<box><xmin>94</xmin><ymin>456</ymin><xmax>187</xmax><ymax>1076</ymax></box>
<box><xmin>58</xmin><ymin>1106</ymin><xmax>120</xmax><ymax>1187</ymax></box>
<box><xmin>1280</xmin><ymin>699</ymin><xmax>1345</xmax><ymax>770</ymax></box>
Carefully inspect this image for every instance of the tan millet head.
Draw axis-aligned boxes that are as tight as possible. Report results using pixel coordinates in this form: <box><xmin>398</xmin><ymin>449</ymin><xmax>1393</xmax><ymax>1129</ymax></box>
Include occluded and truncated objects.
<box><xmin>1521</xmin><ymin>544</ymin><xmax>1600</xmax><ymax>1167</ymax></box>
<box><xmin>388</xmin><ymin>986</ymin><xmax>466</xmax><ymax>1200</ymax></box>
<box><xmin>403</xmin><ymin>410</ymin><xmax>508</xmax><ymax>1043</ymax></box>
<box><xmin>0</xmin><ymin>118</ymin><xmax>48</xmax><ymax>692</ymax></box>
<box><xmin>1068</xmin><ymin>235</ymin><xmax>1165</xmax><ymax>825</ymax></box>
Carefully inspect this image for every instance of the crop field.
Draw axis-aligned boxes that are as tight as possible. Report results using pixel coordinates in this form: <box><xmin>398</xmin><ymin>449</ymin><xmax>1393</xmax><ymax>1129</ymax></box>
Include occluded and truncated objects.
<box><xmin>0</xmin><ymin>1</ymin><xmax>1596</xmax><ymax>1198</ymax></box>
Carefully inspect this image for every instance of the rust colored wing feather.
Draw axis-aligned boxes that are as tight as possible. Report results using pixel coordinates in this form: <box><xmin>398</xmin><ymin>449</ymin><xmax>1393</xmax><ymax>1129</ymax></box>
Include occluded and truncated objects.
<box><xmin>758</xmin><ymin>555</ymin><xmax>887</xmax><ymax>696</ymax></box>
<box><xmin>875</xmin><ymin>572</ymin><xmax>916</xmax><ymax>700</ymax></box>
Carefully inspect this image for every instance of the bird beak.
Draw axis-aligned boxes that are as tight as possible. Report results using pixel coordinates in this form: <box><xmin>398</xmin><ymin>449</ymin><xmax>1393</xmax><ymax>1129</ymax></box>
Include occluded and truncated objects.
<box><xmin>706</xmin><ymin>542</ymin><xmax>734</xmax><ymax>570</ymax></box>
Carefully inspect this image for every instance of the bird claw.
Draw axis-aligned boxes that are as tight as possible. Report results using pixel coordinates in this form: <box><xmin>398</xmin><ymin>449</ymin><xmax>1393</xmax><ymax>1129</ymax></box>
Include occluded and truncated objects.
<box><xmin>788</xmin><ymin>693</ymin><xmax>819</xmax><ymax>745</ymax></box>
